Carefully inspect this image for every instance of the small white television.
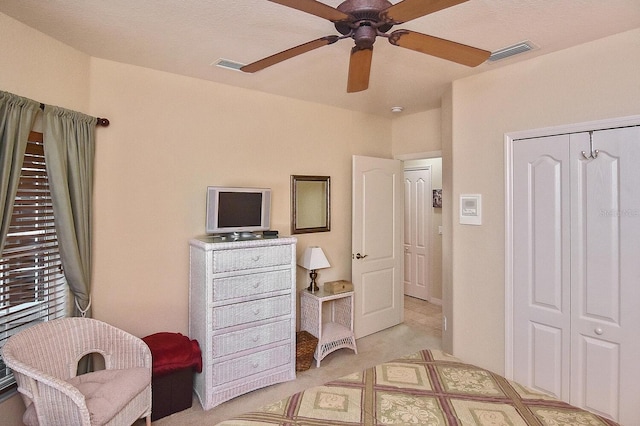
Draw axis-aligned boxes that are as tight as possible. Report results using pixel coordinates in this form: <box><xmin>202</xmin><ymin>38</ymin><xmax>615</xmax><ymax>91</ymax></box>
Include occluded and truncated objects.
<box><xmin>205</xmin><ymin>186</ymin><xmax>271</xmax><ymax>235</ymax></box>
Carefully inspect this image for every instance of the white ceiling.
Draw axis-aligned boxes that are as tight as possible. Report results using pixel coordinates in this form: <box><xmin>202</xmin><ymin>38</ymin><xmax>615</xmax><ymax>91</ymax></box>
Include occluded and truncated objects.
<box><xmin>2</xmin><ymin>0</ymin><xmax>640</xmax><ymax>117</ymax></box>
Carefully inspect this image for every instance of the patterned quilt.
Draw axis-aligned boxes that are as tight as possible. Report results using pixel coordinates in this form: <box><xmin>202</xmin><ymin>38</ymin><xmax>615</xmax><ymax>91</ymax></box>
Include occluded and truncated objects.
<box><xmin>216</xmin><ymin>349</ymin><xmax>619</xmax><ymax>425</ymax></box>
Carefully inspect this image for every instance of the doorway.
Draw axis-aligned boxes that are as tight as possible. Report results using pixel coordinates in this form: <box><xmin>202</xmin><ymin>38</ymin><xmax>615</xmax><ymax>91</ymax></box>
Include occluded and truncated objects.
<box><xmin>403</xmin><ymin>167</ymin><xmax>432</xmax><ymax>300</ymax></box>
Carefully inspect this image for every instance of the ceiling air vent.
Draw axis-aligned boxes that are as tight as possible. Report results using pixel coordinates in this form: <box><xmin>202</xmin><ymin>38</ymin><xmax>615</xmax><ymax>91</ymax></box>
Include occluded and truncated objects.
<box><xmin>488</xmin><ymin>41</ymin><xmax>535</xmax><ymax>62</ymax></box>
<box><xmin>213</xmin><ymin>58</ymin><xmax>246</xmax><ymax>71</ymax></box>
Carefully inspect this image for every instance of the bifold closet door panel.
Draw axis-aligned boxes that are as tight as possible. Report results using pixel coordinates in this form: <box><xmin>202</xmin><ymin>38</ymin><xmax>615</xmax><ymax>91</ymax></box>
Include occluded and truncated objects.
<box><xmin>569</xmin><ymin>127</ymin><xmax>640</xmax><ymax>425</ymax></box>
<box><xmin>512</xmin><ymin>134</ymin><xmax>572</xmax><ymax>401</ymax></box>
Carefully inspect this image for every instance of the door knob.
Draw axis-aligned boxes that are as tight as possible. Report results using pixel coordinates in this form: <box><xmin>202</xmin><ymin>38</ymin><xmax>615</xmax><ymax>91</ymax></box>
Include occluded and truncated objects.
<box><xmin>594</xmin><ymin>327</ymin><xmax>603</xmax><ymax>335</ymax></box>
<box><xmin>355</xmin><ymin>253</ymin><xmax>368</xmax><ymax>259</ymax></box>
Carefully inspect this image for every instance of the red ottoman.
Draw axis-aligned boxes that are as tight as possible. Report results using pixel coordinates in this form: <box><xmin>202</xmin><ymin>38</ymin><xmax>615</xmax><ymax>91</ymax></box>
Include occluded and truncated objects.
<box><xmin>142</xmin><ymin>332</ymin><xmax>202</xmax><ymax>421</ymax></box>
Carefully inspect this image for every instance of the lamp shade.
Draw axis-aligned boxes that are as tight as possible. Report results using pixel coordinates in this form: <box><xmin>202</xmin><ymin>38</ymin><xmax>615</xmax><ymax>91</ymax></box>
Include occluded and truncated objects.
<box><xmin>298</xmin><ymin>246</ymin><xmax>330</xmax><ymax>270</ymax></box>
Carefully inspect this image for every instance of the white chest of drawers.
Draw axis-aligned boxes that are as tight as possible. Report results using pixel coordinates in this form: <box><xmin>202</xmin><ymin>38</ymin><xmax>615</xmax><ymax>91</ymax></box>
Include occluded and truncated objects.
<box><xmin>189</xmin><ymin>236</ymin><xmax>297</xmax><ymax>410</ymax></box>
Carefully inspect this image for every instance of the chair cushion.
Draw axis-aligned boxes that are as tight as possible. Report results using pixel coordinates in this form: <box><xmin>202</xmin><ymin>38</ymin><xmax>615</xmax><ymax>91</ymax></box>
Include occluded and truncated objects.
<box><xmin>67</xmin><ymin>367</ymin><xmax>149</xmax><ymax>425</ymax></box>
<box><xmin>22</xmin><ymin>367</ymin><xmax>149</xmax><ymax>426</ymax></box>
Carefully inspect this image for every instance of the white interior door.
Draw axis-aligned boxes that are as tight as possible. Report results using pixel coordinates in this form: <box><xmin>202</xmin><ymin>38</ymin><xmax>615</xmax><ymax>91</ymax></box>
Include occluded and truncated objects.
<box><xmin>352</xmin><ymin>155</ymin><xmax>403</xmax><ymax>339</ymax></box>
<box><xmin>403</xmin><ymin>168</ymin><xmax>431</xmax><ymax>301</ymax></box>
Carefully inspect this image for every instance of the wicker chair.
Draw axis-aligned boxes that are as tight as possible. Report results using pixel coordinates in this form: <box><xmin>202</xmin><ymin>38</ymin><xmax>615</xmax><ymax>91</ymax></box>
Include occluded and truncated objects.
<box><xmin>1</xmin><ymin>317</ymin><xmax>152</xmax><ymax>426</ymax></box>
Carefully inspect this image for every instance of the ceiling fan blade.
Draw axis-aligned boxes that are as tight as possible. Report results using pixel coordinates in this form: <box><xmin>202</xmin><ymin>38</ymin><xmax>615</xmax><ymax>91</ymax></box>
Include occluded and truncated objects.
<box><xmin>241</xmin><ymin>36</ymin><xmax>340</xmax><ymax>73</ymax></box>
<box><xmin>381</xmin><ymin>0</ymin><xmax>468</xmax><ymax>24</ymax></box>
<box><xmin>347</xmin><ymin>47</ymin><xmax>373</xmax><ymax>93</ymax></box>
<box><xmin>268</xmin><ymin>0</ymin><xmax>351</xmax><ymax>22</ymax></box>
<box><xmin>389</xmin><ymin>30</ymin><xmax>490</xmax><ymax>66</ymax></box>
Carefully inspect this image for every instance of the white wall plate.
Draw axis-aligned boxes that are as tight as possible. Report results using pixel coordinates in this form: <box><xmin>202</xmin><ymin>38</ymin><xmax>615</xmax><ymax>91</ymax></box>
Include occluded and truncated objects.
<box><xmin>460</xmin><ymin>194</ymin><xmax>482</xmax><ymax>225</ymax></box>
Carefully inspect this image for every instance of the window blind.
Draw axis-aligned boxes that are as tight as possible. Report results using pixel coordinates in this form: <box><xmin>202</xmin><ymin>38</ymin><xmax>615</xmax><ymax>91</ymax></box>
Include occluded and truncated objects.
<box><xmin>0</xmin><ymin>133</ymin><xmax>67</xmax><ymax>393</ymax></box>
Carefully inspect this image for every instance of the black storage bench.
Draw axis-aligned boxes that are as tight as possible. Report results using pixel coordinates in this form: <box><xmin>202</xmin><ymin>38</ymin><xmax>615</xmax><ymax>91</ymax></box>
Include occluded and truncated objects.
<box><xmin>142</xmin><ymin>332</ymin><xmax>202</xmax><ymax>421</ymax></box>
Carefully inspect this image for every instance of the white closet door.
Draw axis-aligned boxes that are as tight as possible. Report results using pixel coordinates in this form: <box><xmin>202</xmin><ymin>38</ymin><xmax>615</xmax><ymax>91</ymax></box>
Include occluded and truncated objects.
<box><xmin>513</xmin><ymin>125</ymin><xmax>640</xmax><ymax>425</ymax></box>
<box><xmin>512</xmin><ymin>134</ymin><xmax>572</xmax><ymax>400</ymax></box>
<box><xmin>569</xmin><ymin>127</ymin><xmax>640</xmax><ymax>425</ymax></box>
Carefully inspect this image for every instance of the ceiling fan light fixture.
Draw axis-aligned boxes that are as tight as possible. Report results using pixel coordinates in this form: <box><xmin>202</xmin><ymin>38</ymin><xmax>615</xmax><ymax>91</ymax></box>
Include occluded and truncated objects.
<box><xmin>213</xmin><ymin>58</ymin><xmax>246</xmax><ymax>71</ymax></box>
<box><xmin>391</xmin><ymin>106</ymin><xmax>404</xmax><ymax>113</ymax></box>
<box><xmin>488</xmin><ymin>41</ymin><xmax>536</xmax><ymax>62</ymax></box>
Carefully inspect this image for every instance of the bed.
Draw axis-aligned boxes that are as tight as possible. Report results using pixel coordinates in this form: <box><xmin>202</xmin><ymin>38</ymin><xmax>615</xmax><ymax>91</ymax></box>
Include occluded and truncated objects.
<box><xmin>215</xmin><ymin>349</ymin><xmax>619</xmax><ymax>425</ymax></box>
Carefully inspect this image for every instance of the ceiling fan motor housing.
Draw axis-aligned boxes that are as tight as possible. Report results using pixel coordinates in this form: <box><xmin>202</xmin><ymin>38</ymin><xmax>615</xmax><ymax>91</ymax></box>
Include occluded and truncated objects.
<box><xmin>335</xmin><ymin>0</ymin><xmax>395</xmax><ymax>37</ymax></box>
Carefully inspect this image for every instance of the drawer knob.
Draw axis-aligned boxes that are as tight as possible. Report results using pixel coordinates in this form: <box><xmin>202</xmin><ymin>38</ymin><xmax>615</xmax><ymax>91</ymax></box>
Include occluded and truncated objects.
<box><xmin>252</xmin><ymin>256</ymin><xmax>261</xmax><ymax>262</ymax></box>
<box><xmin>252</xmin><ymin>336</ymin><xmax>260</xmax><ymax>342</ymax></box>
<box><xmin>251</xmin><ymin>362</ymin><xmax>259</xmax><ymax>369</ymax></box>
<box><xmin>253</xmin><ymin>282</ymin><xmax>261</xmax><ymax>289</ymax></box>
<box><xmin>252</xmin><ymin>309</ymin><xmax>260</xmax><ymax>316</ymax></box>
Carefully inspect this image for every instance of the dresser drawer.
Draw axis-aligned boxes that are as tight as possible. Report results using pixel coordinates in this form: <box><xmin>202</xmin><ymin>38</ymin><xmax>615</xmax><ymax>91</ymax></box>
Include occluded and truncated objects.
<box><xmin>212</xmin><ymin>319</ymin><xmax>291</xmax><ymax>358</ymax></box>
<box><xmin>212</xmin><ymin>295</ymin><xmax>291</xmax><ymax>330</ymax></box>
<box><xmin>213</xmin><ymin>245</ymin><xmax>292</xmax><ymax>273</ymax></box>
<box><xmin>210</xmin><ymin>344</ymin><xmax>291</xmax><ymax>385</ymax></box>
<box><xmin>212</xmin><ymin>270</ymin><xmax>291</xmax><ymax>302</ymax></box>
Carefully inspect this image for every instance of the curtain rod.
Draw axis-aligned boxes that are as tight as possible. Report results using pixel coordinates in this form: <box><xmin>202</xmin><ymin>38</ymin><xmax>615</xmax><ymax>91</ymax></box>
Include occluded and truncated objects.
<box><xmin>39</xmin><ymin>103</ymin><xmax>110</xmax><ymax>127</ymax></box>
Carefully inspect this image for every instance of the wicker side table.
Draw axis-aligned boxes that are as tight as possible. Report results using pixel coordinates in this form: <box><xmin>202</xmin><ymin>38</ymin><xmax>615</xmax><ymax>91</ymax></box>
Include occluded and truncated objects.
<box><xmin>300</xmin><ymin>288</ymin><xmax>357</xmax><ymax>367</ymax></box>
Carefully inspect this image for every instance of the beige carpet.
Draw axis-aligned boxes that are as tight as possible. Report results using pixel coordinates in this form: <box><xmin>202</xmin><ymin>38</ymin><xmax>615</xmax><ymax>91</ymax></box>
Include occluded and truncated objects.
<box><xmin>143</xmin><ymin>297</ymin><xmax>442</xmax><ymax>425</ymax></box>
<box><xmin>404</xmin><ymin>295</ymin><xmax>442</xmax><ymax>338</ymax></box>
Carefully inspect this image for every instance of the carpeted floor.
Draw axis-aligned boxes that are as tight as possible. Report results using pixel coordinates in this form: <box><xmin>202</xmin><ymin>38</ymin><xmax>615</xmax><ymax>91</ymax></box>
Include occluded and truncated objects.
<box><xmin>404</xmin><ymin>295</ymin><xmax>442</xmax><ymax>337</ymax></box>
<box><xmin>143</xmin><ymin>296</ymin><xmax>442</xmax><ymax>425</ymax></box>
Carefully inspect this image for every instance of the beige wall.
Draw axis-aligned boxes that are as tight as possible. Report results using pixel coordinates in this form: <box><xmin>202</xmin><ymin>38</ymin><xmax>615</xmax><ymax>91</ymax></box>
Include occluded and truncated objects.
<box><xmin>448</xmin><ymin>28</ymin><xmax>640</xmax><ymax>374</ymax></box>
<box><xmin>440</xmin><ymin>88</ymin><xmax>454</xmax><ymax>353</ymax></box>
<box><xmin>392</xmin><ymin>109</ymin><xmax>441</xmax><ymax>156</ymax></box>
<box><xmin>0</xmin><ymin>13</ymin><xmax>90</xmax><ymax>113</ymax></box>
<box><xmin>88</xmin><ymin>58</ymin><xmax>391</xmax><ymax>336</ymax></box>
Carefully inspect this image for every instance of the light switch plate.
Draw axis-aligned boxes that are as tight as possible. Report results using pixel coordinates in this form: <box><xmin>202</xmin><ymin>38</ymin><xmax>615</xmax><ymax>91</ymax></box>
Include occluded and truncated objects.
<box><xmin>459</xmin><ymin>194</ymin><xmax>482</xmax><ymax>225</ymax></box>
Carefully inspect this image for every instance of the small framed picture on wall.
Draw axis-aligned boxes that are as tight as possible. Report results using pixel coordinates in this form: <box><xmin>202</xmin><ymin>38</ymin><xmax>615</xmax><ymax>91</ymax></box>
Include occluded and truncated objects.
<box><xmin>433</xmin><ymin>189</ymin><xmax>442</xmax><ymax>208</ymax></box>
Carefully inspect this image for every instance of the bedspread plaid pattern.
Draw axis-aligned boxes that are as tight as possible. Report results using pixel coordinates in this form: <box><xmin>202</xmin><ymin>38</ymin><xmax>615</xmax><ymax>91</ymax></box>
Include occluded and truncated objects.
<box><xmin>216</xmin><ymin>349</ymin><xmax>619</xmax><ymax>426</ymax></box>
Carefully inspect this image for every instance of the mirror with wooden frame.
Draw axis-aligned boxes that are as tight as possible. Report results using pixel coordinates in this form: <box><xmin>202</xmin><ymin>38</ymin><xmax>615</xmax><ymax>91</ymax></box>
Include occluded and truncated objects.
<box><xmin>291</xmin><ymin>175</ymin><xmax>330</xmax><ymax>234</ymax></box>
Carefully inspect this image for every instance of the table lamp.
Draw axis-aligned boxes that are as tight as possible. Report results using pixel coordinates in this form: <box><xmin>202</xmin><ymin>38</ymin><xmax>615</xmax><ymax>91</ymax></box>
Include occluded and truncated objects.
<box><xmin>298</xmin><ymin>246</ymin><xmax>330</xmax><ymax>292</ymax></box>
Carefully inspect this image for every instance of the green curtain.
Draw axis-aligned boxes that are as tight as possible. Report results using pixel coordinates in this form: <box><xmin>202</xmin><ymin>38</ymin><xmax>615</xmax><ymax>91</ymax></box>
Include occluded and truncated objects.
<box><xmin>0</xmin><ymin>91</ymin><xmax>39</xmax><ymax>252</ymax></box>
<box><xmin>43</xmin><ymin>105</ymin><xmax>96</xmax><ymax>317</ymax></box>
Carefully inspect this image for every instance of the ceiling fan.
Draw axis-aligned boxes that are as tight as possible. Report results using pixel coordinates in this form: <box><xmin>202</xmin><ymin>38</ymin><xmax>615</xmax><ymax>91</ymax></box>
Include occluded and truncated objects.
<box><xmin>241</xmin><ymin>0</ymin><xmax>491</xmax><ymax>93</ymax></box>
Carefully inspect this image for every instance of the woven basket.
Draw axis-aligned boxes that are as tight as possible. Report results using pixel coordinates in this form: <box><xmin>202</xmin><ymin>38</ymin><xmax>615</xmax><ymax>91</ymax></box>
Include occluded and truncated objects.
<box><xmin>296</xmin><ymin>331</ymin><xmax>318</xmax><ymax>371</ymax></box>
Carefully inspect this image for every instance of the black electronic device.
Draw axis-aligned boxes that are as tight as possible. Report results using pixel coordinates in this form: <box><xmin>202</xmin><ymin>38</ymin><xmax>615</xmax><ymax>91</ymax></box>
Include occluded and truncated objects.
<box><xmin>205</xmin><ymin>186</ymin><xmax>271</xmax><ymax>234</ymax></box>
